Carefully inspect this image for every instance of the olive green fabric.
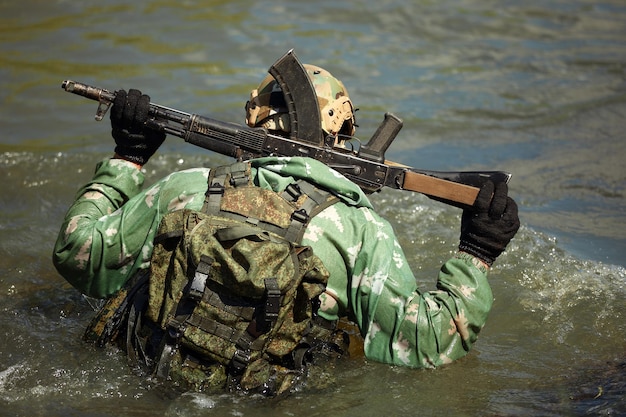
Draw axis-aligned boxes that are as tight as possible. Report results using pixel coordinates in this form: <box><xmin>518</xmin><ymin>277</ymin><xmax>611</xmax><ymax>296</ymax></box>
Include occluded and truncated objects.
<box><xmin>53</xmin><ymin>156</ymin><xmax>493</xmax><ymax>372</ymax></box>
<box><xmin>147</xmin><ymin>208</ymin><xmax>331</xmax><ymax>394</ymax></box>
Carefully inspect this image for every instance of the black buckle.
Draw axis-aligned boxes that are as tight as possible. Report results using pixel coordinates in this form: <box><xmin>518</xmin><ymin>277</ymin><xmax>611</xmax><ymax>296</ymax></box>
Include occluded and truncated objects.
<box><xmin>229</xmin><ymin>170</ymin><xmax>249</xmax><ymax>187</ymax></box>
<box><xmin>263</xmin><ymin>278</ymin><xmax>280</xmax><ymax>326</ymax></box>
<box><xmin>207</xmin><ymin>182</ymin><xmax>225</xmax><ymax>195</ymax></box>
<box><xmin>291</xmin><ymin>208</ymin><xmax>309</xmax><ymax>224</ymax></box>
<box><xmin>231</xmin><ymin>349</ymin><xmax>251</xmax><ymax>373</ymax></box>
<box><xmin>284</xmin><ymin>183</ymin><xmax>302</xmax><ymax>201</ymax></box>
<box><xmin>189</xmin><ymin>255</ymin><xmax>213</xmax><ymax>300</ymax></box>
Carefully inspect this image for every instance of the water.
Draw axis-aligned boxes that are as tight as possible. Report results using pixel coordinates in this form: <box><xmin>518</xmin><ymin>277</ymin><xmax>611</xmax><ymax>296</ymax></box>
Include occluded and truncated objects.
<box><xmin>1</xmin><ymin>0</ymin><xmax>625</xmax><ymax>415</ymax></box>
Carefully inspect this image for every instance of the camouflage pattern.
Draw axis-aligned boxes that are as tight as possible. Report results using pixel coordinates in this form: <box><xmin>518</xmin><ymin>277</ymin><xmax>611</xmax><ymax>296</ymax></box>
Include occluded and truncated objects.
<box><xmin>245</xmin><ymin>72</ymin><xmax>289</xmax><ymax>132</ymax></box>
<box><xmin>220</xmin><ymin>186</ymin><xmax>296</xmax><ymax>229</ymax></box>
<box><xmin>53</xmin><ymin>155</ymin><xmax>492</xmax><ymax>376</ymax></box>
<box><xmin>245</xmin><ymin>64</ymin><xmax>356</xmax><ymax>137</ymax></box>
<box><xmin>53</xmin><ymin>158</ymin><xmax>208</xmax><ymax>298</ymax></box>
<box><xmin>82</xmin><ymin>279</ymin><xmax>131</xmax><ymax>345</ymax></box>
<box><xmin>305</xmin><ymin>64</ymin><xmax>356</xmax><ymax>137</ymax></box>
<box><xmin>146</xmin><ymin>203</ymin><xmax>332</xmax><ymax>394</ymax></box>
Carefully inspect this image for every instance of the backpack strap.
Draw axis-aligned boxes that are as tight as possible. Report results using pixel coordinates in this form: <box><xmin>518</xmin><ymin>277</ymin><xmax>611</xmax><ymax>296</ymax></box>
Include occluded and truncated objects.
<box><xmin>203</xmin><ymin>161</ymin><xmax>338</xmax><ymax>243</ymax></box>
<box><xmin>203</xmin><ymin>162</ymin><xmax>250</xmax><ymax>215</ymax></box>
<box><xmin>281</xmin><ymin>180</ymin><xmax>338</xmax><ymax>242</ymax></box>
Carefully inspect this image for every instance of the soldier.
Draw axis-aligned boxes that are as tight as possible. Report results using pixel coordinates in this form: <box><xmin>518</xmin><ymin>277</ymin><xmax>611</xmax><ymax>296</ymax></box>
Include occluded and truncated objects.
<box><xmin>53</xmin><ymin>62</ymin><xmax>519</xmax><ymax>395</ymax></box>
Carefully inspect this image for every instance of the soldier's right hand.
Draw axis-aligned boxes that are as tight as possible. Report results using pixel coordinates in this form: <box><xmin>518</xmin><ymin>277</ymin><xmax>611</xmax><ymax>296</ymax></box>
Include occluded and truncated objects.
<box><xmin>110</xmin><ymin>89</ymin><xmax>166</xmax><ymax>166</ymax></box>
<box><xmin>458</xmin><ymin>181</ymin><xmax>520</xmax><ymax>267</ymax></box>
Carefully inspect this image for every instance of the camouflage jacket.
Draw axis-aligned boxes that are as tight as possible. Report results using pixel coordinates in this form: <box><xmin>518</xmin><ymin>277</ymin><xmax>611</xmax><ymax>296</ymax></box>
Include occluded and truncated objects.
<box><xmin>53</xmin><ymin>156</ymin><xmax>492</xmax><ymax>368</ymax></box>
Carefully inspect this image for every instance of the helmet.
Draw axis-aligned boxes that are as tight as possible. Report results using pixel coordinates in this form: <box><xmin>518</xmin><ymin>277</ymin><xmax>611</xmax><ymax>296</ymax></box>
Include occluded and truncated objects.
<box><xmin>245</xmin><ymin>64</ymin><xmax>356</xmax><ymax>138</ymax></box>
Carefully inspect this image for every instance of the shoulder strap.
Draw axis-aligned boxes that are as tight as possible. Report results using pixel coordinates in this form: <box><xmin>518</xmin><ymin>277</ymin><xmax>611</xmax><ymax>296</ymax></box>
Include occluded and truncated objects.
<box><xmin>279</xmin><ymin>180</ymin><xmax>337</xmax><ymax>242</ymax></box>
<box><xmin>203</xmin><ymin>162</ymin><xmax>250</xmax><ymax>214</ymax></box>
<box><xmin>203</xmin><ymin>161</ymin><xmax>338</xmax><ymax>243</ymax></box>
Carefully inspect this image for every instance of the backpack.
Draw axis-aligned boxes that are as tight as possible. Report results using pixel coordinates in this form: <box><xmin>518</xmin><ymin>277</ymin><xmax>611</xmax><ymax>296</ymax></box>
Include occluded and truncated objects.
<box><xmin>87</xmin><ymin>161</ymin><xmax>346</xmax><ymax>396</ymax></box>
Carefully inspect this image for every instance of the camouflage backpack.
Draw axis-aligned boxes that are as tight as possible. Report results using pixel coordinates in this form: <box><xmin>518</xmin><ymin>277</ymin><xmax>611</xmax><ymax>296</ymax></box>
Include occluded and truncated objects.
<box><xmin>122</xmin><ymin>161</ymin><xmax>345</xmax><ymax>395</ymax></box>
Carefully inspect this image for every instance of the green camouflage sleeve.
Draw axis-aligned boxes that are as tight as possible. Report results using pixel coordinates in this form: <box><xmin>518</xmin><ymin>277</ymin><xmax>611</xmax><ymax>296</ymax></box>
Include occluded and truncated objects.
<box><xmin>304</xmin><ymin>203</ymin><xmax>492</xmax><ymax>368</ymax></box>
<box><xmin>52</xmin><ymin>158</ymin><xmax>208</xmax><ymax>298</ymax></box>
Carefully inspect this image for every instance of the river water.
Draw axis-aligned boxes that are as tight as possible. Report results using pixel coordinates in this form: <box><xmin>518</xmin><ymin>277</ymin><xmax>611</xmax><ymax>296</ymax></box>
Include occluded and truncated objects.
<box><xmin>1</xmin><ymin>0</ymin><xmax>625</xmax><ymax>416</ymax></box>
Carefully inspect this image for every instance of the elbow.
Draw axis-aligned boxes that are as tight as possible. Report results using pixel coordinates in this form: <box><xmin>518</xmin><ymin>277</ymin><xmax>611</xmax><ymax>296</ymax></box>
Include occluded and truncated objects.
<box><xmin>52</xmin><ymin>238</ymin><xmax>102</xmax><ymax>298</ymax></box>
<box><xmin>52</xmin><ymin>249</ymin><xmax>88</xmax><ymax>296</ymax></box>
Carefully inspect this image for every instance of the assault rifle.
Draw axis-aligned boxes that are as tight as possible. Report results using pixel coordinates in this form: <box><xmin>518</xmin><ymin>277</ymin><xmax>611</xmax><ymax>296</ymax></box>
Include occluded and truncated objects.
<box><xmin>61</xmin><ymin>51</ymin><xmax>510</xmax><ymax>208</ymax></box>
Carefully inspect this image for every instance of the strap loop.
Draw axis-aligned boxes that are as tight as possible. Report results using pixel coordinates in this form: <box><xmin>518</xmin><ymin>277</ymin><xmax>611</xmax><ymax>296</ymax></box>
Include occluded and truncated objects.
<box><xmin>283</xmin><ymin>182</ymin><xmax>302</xmax><ymax>202</ymax></box>
<box><xmin>291</xmin><ymin>208</ymin><xmax>309</xmax><ymax>224</ymax></box>
<box><xmin>231</xmin><ymin>349</ymin><xmax>251</xmax><ymax>373</ymax></box>
<box><xmin>228</xmin><ymin>162</ymin><xmax>250</xmax><ymax>187</ymax></box>
<box><xmin>263</xmin><ymin>278</ymin><xmax>281</xmax><ymax>327</ymax></box>
<box><xmin>189</xmin><ymin>255</ymin><xmax>213</xmax><ymax>300</ymax></box>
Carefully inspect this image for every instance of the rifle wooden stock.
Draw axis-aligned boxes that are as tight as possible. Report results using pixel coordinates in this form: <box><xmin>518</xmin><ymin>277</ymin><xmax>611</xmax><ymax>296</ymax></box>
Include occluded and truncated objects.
<box><xmin>402</xmin><ymin>171</ymin><xmax>479</xmax><ymax>206</ymax></box>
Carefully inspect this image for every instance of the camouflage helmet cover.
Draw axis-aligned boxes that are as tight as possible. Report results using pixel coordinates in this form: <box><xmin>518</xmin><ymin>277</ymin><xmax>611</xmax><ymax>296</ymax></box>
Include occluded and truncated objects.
<box><xmin>245</xmin><ymin>64</ymin><xmax>356</xmax><ymax>137</ymax></box>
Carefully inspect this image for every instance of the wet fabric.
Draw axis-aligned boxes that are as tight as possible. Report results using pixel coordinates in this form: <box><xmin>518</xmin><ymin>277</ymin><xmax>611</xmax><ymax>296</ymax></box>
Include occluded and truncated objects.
<box><xmin>53</xmin><ymin>156</ymin><xmax>492</xmax><ymax>368</ymax></box>
<box><xmin>142</xmin><ymin>162</ymin><xmax>339</xmax><ymax>394</ymax></box>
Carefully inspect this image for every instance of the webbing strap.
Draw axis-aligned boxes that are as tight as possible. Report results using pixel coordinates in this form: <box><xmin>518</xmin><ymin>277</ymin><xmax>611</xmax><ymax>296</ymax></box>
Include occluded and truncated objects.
<box><xmin>125</xmin><ymin>277</ymin><xmax>150</xmax><ymax>368</ymax></box>
<box><xmin>185</xmin><ymin>279</ymin><xmax>280</xmax><ymax>347</ymax></box>
<box><xmin>201</xmin><ymin>288</ymin><xmax>255</xmax><ymax>321</ymax></box>
<box><xmin>204</xmin><ymin>162</ymin><xmax>250</xmax><ymax>216</ymax></box>
<box><xmin>214</xmin><ymin>225</ymin><xmax>267</xmax><ymax>242</ymax></box>
<box><xmin>211</xmin><ymin>211</ymin><xmax>292</xmax><ymax>240</ymax></box>
<box><xmin>205</xmin><ymin>181</ymin><xmax>224</xmax><ymax>215</ymax></box>
<box><xmin>262</xmin><ymin>278</ymin><xmax>280</xmax><ymax>328</ymax></box>
<box><xmin>282</xmin><ymin>180</ymin><xmax>335</xmax><ymax>242</ymax></box>
<box><xmin>153</xmin><ymin>229</ymin><xmax>184</xmax><ymax>246</ymax></box>
<box><xmin>203</xmin><ymin>162</ymin><xmax>338</xmax><ymax>244</ymax></box>
<box><xmin>204</xmin><ymin>167</ymin><xmax>226</xmax><ymax>215</ymax></box>
<box><xmin>188</xmin><ymin>255</ymin><xmax>259</xmax><ymax>320</ymax></box>
<box><xmin>159</xmin><ymin>259</ymin><xmax>281</xmax><ymax>375</ymax></box>
<box><xmin>229</xmin><ymin>163</ymin><xmax>250</xmax><ymax>187</ymax></box>
<box><xmin>156</xmin><ymin>255</ymin><xmax>216</xmax><ymax>378</ymax></box>
<box><xmin>186</xmin><ymin>315</ymin><xmax>244</xmax><ymax>344</ymax></box>
<box><xmin>184</xmin><ymin>314</ymin><xmax>264</xmax><ymax>351</ymax></box>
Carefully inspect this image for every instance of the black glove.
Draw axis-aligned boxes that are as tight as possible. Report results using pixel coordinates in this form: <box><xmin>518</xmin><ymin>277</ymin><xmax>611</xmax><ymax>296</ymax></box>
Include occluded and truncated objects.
<box><xmin>110</xmin><ymin>89</ymin><xmax>166</xmax><ymax>165</ymax></box>
<box><xmin>459</xmin><ymin>181</ymin><xmax>520</xmax><ymax>267</ymax></box>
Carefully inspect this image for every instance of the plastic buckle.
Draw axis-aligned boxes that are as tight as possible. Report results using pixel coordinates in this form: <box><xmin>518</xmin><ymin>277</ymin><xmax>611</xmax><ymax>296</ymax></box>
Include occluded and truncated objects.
<box><xmin>284</xmin><ymin>183</ymin><xmax>302</xmax><ymax>201</ymax></box>
<box><xmin>207</xmin><ymin>182</ymin><xmax>225</xmax><ymax>195</ymax></box>
<box><xmin>264</xmin><ymin>279</ymin><xmax>280</xmax><ymax>324</ymax></box>
<box><xmin>231</xmin><ymin>349</ymin><xmax>251</xmax><ymax>373</ymax></box>
<box><xmin>189</xmin><ymin>256</ymin><xmax>213</xmax><ymax>300</ymax></box>
<box><xmin>291</xmin><ymin>208</ymin><xmax>309</xmax><ymax>224</ymax></box>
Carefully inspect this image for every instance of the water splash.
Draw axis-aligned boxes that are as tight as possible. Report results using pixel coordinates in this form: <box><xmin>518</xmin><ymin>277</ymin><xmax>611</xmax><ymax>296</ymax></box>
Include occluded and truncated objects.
<box><xmin>508</xmin><ymin>226</ymin><xmax>625</xmax><ymax>349</ymax></box>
